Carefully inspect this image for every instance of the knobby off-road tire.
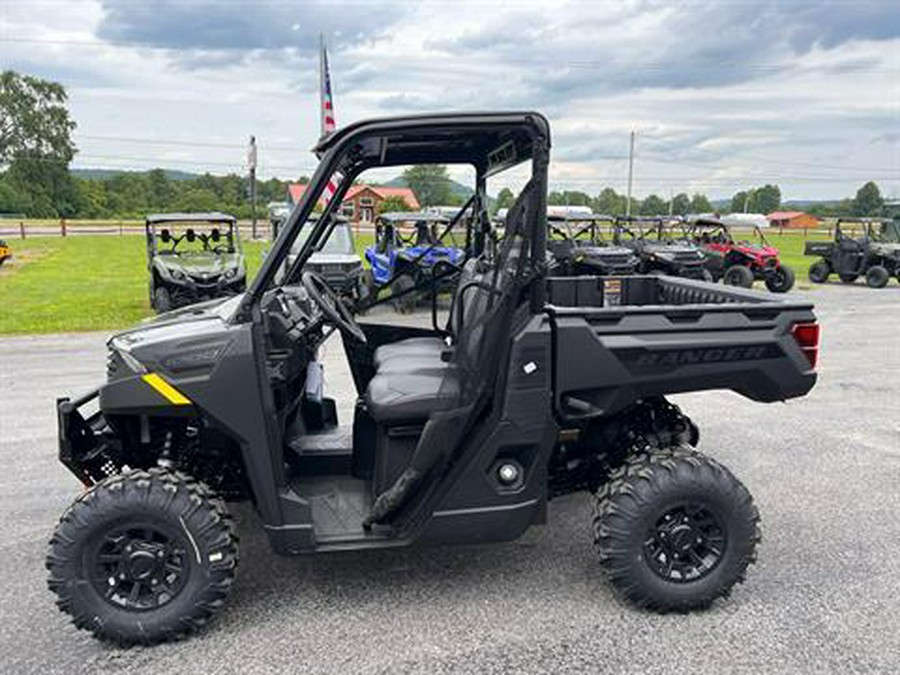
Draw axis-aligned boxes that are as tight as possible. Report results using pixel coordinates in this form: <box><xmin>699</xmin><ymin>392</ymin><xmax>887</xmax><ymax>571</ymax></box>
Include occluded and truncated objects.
<box><xmin>47</xmin><ymin>468</ymin><xmax>238</xmax><ymax>645</ymax></box>
<box><xmin>865</xmin><ymin>265</ymin><xmax>889</xmax><ymax>289</ymax></box>
<box><xmin>808</xmin><ymin>260</ymin><xmax>830</xmax><ymax>284</ymax></box>
<box><xmin>593</xmin><ymin>445</ymin><xmax>760</xmax><ymax>612</ymax></box>
<box><xmin>153</xmin><ymin>287</ymin><xmax>173</xmax><ymax>314</ymax></box>
<box><xmin>765</xmin><ymin>265</ymin><xmax>795</xmax><ymax>293</ymax></box>
<box><xmin>723</xmin><ymin>265</ymin><xmax>754</xmax><ymax>288</ymax></box>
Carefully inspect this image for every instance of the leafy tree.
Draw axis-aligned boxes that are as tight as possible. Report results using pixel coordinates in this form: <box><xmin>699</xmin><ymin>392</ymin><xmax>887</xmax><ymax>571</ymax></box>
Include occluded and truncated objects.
<box><xmin>0</xmin><ymin>70</ymin><xmax>76</xmax><ymax>166</ymax></box>
<box><xmin>402</xmin><ymin>165</ymin><xmax>452</xmax><ymax>207</ymax></box>
<box><xmin>548</xmin><ymin>190</ymin><xmax>592</xmax><ymax>207</ymax></box>
<box><xmin>495</xmin><ymin>187</ymin><xmax>515</xmax><ymax>212</ymax></box>
<box><xmin>690</xmin><ymin>193</ymin><xmax>712</xmax><ymax>213</ymax></box>
<box><xmin>74</xmin><ymin>178</ymin><xmax>108</xmax><ymax>218</ymax></box>
<box><xmin>593</xmin><ymin>187</ymin><xmax>626</xmax><ymax>215</ymax></box>
<box><xmin>852</xmin><ymin>181</ymin><xmax>883</xmax><ymax>216</ymax></box>
<box><xmin>179</xmin><ymin>187</ymin><xmax>218</xmax><ymax>212</ymax></box>
<box><xmin>671</xmin><ymin>193</ymin><xmax>691</xmax><ymax>216</ymax></box>
<box><xmin>640</xmin><ymin>194</ymin><xmax>667</xmax><ymax>216</ymax></box>
<box><xmin>0</xmin><ymin>175</ymin><xmax>29</xmax><ymax>213</ymax></box>
<box><xmin>0</xmin><ymin>71</ymin><xmax>79</xmax><ymax>217</ymax></box>
<box><xmin>731</xmin><ymin>190</ymin><xmax>751</xmax><ymax>213</ymax></box>
<box><xmin>754</xmin><ymin>184</ymin><xmax>781</xmax><ymax>214</ymax></box>
<box><xmin>377</xmin><ymin>194</ymin><xmax>413</xmax><ymax>214</ymax></box>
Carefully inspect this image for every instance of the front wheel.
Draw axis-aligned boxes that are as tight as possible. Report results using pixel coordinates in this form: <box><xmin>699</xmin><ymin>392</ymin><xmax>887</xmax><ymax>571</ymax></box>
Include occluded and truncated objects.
<box><xmin>765</xmin><ymin>265</ymin><xmax>795</xmax><ymax>293</ymax></box>
<box><xmin>153</xmin><ymin>286</ymin><xmax>173</xmax><ymax>313</ymax></box>
<box><xmin>865</xmin><ymin>265</ymin><xmax>889</xmax><ymax>289</ymax></box>
<box><xmin>593</xmin><ymin>446</ymin><xmax>760</xmax><ymax>612</ymax></box>
<box><xmin>46</xmin><ymin>469</ymin><xmax>238</xmax><ymax>645</ymax></box>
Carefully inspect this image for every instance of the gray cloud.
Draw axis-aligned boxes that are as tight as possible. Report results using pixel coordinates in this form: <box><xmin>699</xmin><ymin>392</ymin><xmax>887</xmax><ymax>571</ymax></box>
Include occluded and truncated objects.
<box><xmin>97</xmin><ymin>0</ymin><xmax>404</xmax><ymax>61</ymax></box>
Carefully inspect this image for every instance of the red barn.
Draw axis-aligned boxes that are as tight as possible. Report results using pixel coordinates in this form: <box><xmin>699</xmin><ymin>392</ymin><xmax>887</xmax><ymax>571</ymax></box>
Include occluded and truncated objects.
<box><xmin>287</xmin><ymin>183</ymin><xmax>419</xmax><ymax>225</ymax></box>
<box><xmin>767</xmin><ymin>211</ymin><xmax>820</xmax><ymax>229</ymax></box>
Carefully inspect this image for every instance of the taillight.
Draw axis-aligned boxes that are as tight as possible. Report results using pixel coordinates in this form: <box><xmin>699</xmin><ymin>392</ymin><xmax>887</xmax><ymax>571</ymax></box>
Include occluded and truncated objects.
<box><xmin>792</xmin><ymin>322</ymin><xmax>820</xmax><ymax>369</ymax></box>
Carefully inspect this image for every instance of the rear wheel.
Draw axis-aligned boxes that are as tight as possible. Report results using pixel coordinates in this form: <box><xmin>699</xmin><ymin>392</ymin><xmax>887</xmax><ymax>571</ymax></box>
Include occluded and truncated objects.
<box><xmin>593</xmin><ymin>445</ymin><xmax>760</xmax><ymax>612</ymax></box>
<box><xmin>865</xmin><ymin>265</ymin><xmax>889</xmax><ymax>289</ymax></box>
<box><xmin>839</xmin><ymin>274</ymin><xmax>858</xmax><ymax>284</ymax></box>
<box><xmin>46</xmin><ymin>469</ymin><xmax>238</xmax><ymax>645</ymax></box>
<box><xmin>723</xmin><ymin>265</ymin><xmax>754</xmax><ymax>288</ymax></box>
<box><xmin>808</xmin><ymin>260</ymin><xmax>830</xmax><ymax>283</ymax></box>
<box><xmin>153</xmin><ymin>286</ymin><xmax>173</xmax><ymax>313</ymax></box>
<box><xmin>765</xmin><ymin>265</ymin><xmax>795</xmax><ymax>293</ymax></box>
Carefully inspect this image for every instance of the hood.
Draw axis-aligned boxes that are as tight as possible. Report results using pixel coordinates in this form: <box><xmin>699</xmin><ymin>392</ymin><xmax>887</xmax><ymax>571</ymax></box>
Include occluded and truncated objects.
<box><xmin>871</xmin><ymin>242</ymin><xmax>900</xmax><ymax>257</ymax></box>
<box><xmin>733</xmin><ymin>243</ymin><xmax>779</xmax><ymax>258</ymax></box>
<box><xmin>113</xmin><ymin>294</ymin><xmax>242</xmax><ymax>343</ymax></box>
<box><xmin>576</xmin><ymin>244</ymin><xmax>636</xmax><ymax>258</ymax></box>
<box><xmin>644</xmin><ymin>242</ymin><xmax>702</xmax><ymax>255</ymax></box>
<box><xmin>158</xmin><ymin>251</ymin><xmax>243</xmax><ymax>277</ymax></box>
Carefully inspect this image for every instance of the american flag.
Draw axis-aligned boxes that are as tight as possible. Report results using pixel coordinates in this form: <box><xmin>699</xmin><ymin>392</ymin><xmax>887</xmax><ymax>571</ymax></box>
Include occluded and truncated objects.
<box><xmin>320</xmin><ymin>36</ymin><xmax>340</xmax><ymax>202</ymax></box>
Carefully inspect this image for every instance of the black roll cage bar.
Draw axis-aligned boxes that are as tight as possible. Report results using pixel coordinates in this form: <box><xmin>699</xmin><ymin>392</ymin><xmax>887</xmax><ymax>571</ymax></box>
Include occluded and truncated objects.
<box><xmin>235</xmin><ymin>113</ymin><xmax>551</xmax><ymax>323</ymax></box>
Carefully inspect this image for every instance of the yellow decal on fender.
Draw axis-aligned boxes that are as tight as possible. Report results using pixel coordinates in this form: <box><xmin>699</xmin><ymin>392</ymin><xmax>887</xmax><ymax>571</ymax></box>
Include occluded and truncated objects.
<box><xmin>142</xmin><ymin>373</ymin><xmax>192</xmax><ymax>405</ymax></box>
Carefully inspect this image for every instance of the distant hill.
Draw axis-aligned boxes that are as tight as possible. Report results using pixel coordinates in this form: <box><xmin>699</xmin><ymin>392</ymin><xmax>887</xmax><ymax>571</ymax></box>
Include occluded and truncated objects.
<box><xmin>72</xmin><ymin>168</ymin><xmax>199</xmax><ymax>181</ymax></box>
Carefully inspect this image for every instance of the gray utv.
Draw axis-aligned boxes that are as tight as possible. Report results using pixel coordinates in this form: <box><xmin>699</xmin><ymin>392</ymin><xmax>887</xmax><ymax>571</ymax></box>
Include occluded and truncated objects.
<box><xmin>146</xmin><ymin>213</ymin><xmax>246</xmax><ymax>313</ymax></box>
<box><xmin>49</xmin><ymin>112</ymin><xmax>819</xmax><ymax>645</ymax></box>
<box><xmin>805</xmin><ymin>216</ymin><xmax>900</xmax><ymax>288</ymax></box>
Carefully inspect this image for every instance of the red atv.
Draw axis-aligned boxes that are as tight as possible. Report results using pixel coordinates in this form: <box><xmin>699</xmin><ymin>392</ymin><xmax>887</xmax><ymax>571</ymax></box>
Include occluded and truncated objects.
<box><xmin>687</xmin><ymin>218</ymin><xmax>795</xmax><ymax>293</ymax></box>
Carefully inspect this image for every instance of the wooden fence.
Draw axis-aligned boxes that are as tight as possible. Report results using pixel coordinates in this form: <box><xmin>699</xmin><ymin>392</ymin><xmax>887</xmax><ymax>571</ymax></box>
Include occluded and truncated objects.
<box><xmin>0</xmin><ymin>217</ymin><xmax>872</xmax><ymax>242</ymax></box>
<box><xmin>0</xmin><ymin>218</ymin><xmax>382</xmax><ymax>240</ymax></box>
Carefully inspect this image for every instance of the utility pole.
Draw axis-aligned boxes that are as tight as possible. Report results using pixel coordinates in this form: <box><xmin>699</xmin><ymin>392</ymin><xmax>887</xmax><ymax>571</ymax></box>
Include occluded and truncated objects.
<box><xmin>743</xmin><ymin>187</ymin><xmax>754</xmax><ymax>214</ymax></box>
<box><xmin>626</xmin><ymin>130</ymin><xmax>635</xmax><ymax>217</ymax></box>
<box><xmin>248</xmin><ymin>135</ymin><xmax>258</xmax><ymax>239</ymax></box>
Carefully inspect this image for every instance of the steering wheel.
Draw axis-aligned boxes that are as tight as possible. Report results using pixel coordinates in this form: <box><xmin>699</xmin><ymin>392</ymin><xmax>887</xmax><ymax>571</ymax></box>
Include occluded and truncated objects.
<box><xmin>301</xmin><ymin>271</ymin><xmax>367</xmax><ymax>344</ymax></box>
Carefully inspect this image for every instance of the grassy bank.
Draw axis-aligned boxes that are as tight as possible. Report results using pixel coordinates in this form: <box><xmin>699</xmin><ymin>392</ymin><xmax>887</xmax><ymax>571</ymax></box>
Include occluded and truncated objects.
<box><xmin>0</xmin><ymin>231</ymin><xmax>815</xmax><ymax>335</ymax></box>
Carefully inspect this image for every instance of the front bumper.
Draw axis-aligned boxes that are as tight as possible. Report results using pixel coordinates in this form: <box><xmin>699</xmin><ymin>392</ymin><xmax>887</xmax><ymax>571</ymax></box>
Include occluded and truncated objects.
<box><xmin>57</xmin><ymin>389</ymin><xmax>108</xmax><ymax>486</ymax></box>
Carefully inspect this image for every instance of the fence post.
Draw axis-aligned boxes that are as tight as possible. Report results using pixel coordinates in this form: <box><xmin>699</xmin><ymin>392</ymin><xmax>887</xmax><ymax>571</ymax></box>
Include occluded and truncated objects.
<box><xmin>60</xmin><ymin>218</ymin><xmax>67</xmax><ymax>237</ymax></box>
<box><xmin>20</xmin><ymin>221</ymin><xmax>26</xmax><ymax>239</ymax></box>
<box><xmin>119</xmin><ymin>220</ymin><xmax>124</xmax><ymax>236</ymax></box>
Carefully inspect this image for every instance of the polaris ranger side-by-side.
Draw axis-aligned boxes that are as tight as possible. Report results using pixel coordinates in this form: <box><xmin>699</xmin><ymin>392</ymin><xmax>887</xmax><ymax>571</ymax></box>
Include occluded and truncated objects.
<box><xmin>547</xmin><ymin>213</ymin><xmax>640</xmax><ymax>276</ymax></box>
<box><xmin>48</xmin><ymin>112</ymin><xmax>820</xmax><ymax>645</ymax></box>
<box><xmin>805</xmin><ymin>217</ymin><xmax>900</xmax><ymax>288</ymax></box>
<box><xmin>614</xmin><ymin>216</ymin><xmax>712</xmax><ymax>280</ymax></box>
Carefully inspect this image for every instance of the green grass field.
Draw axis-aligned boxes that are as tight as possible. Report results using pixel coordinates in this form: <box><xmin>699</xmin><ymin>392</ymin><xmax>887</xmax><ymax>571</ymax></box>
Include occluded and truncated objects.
<box><xmin>0</xmin><ymin>231</ymin><xmax>816</xmax><ymax>335</ymax></box>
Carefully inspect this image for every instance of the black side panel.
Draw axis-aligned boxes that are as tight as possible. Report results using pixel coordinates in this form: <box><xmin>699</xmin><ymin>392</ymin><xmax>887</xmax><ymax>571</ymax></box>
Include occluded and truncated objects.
<box><xmin>552</xmin><ymin>303</ymin><xmax>817</xmax><ymax>420</ymax></box>
<box><xmin>421</xmin><ymin>316</ymin><xmax>557</xmax><ymax>544</ymax></box>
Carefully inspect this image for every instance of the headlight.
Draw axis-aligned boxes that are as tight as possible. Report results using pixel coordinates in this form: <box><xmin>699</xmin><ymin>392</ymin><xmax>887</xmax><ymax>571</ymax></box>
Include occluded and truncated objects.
<box><xmin>224</xmin><ymin>267</ymin><xmax>236</xmax><ymax>280</ymax></box>
<box><xmin>168</xmin><ymin>267</ymin><xmax>186</xmax><ymax>281</ymax></box>
<box><xmin>108</xmin><ymin>337</ymin><xmax>146</xmax><ymax>374</ymax></box>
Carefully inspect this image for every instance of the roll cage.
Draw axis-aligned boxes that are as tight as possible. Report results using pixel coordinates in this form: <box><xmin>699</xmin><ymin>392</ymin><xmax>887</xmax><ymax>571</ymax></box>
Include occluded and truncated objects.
<box><xmin>146</xmin><ymin>213</ymin><xmax>240</xmax><ymax>255</ymax></box>
<box><xmin>548</xmin><ymin>213</ymin><xmax>616</xmax><ymax>244</ymax></box>
<box><xmin>238</xmin><ymin>112</ymin><xmax>551</xmax><ymax>321</ymax></box>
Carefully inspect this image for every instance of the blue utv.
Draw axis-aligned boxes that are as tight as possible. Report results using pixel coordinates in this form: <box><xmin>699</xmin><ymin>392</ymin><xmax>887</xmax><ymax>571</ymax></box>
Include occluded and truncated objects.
<box><xmin>364</xmin><ymin>211</ymin><xmax>466</xmax><ymax>312</ymax></box>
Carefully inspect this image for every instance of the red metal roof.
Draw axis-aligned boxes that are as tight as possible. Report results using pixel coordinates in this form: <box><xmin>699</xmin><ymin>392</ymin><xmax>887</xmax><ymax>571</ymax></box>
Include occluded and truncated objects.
<box><xmin>287</xmin><ymin>183</ymin><xmax>420</xmax><ymax>209</ymax></box>
<box><xmin>767</xmin><ymin>211</ymin><xmax>816</xmax><ymax>220</ymax></box>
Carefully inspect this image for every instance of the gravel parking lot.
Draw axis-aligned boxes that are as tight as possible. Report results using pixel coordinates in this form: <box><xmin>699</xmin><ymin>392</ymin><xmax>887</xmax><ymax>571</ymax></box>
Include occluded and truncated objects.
<box><xmin>1</xmin><ymin>285</ymin><xmax>898</xmax><ymax>674</ymax></box>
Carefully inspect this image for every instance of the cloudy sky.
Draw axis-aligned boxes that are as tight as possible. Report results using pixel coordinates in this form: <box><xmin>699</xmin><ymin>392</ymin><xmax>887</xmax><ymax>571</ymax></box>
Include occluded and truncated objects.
<box><xmin>3</xmin><ymin>0</ymin><xmax>898</xmax><ymax>200</ymax></box>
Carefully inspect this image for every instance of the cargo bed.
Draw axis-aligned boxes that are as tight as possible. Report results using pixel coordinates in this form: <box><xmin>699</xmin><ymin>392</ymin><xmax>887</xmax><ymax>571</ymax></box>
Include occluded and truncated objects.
<box><xmin>544</xmin><ymin>275</ymin><xmax>818</xmax><ymax>419</ymax></box>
